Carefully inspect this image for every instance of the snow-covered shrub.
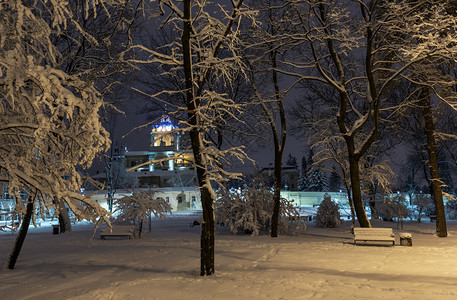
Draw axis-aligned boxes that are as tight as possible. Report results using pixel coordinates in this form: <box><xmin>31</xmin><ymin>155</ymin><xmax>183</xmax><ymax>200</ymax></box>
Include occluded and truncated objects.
<box><xmin>410</xmin><ymin>193</ymin><xmax>434</xmax><ymax>222</ymax></box>
<box><xmin>377</xmin><ymin>195</ymin><xmax>409</xmax><ymax>222</ymax></box>
<box><xmin>279</xmin><ymin>197</ymin><xmax>307</xmax><ymax>235</ymax></box>
<box><xmin>315</xmin><ymin>194</ymin><xmax>341</xmax><ymax>228</ymax></box>
<box><xmin>215</xmin><ymin>182</ymin><xmax>306</xmax><ymax>236</ymax></box>
<box><xmin>215</xmin><ymin>185</ymin><xmax>270</xmax><ymax>235</ymax></box>
<box><xmin>114</xmin><ymin>190</ymin><xmax>172</xmax><ymax>237</ymax></box>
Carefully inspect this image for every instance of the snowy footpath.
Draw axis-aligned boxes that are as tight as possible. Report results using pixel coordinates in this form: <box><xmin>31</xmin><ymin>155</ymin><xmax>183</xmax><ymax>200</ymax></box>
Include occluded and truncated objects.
<box><xmin>1</xmin><ymin>213</ymin><xmax>457</xmax><ymax>300</ymax></box>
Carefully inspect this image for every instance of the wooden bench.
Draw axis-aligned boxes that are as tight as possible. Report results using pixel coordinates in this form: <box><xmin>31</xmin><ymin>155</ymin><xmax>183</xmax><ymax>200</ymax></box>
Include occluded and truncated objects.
<box><xmin>190</xmin><ymin>219</ymin><xmax>225</xmax><ymax>227</ymax></box>
<box><xmin>430</xmin><ymin>215</ymin><xmax>437</xmax><ymax>222</ymax></box>
<box><xmin>287</xmin><ymin>214</ymin><xmax>314</xmax><ymax>222</ymax></box>
<box><xmin>190</xmin><ymin>219</ymin><xmax>200</xmax><ymax>227</ymax></box>
<box><xmin>301</xmin><ymin>215</ymin><xmax>313</xmax><ymax>222</ymax></box>
<box><xmin>353</xmin><ymin>227</ymin><xmax>395</xmax><ymax>246</ymax></box>
<box><xmin>100</xmin><ymin>225</ymin><xmax>135</xmax><ymax>240</ymax></box>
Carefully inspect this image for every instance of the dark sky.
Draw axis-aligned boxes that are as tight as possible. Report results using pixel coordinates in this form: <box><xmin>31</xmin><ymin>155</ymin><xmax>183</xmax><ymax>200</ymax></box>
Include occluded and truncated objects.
<box><xmin>95</xmin><ymin>104</ymin><xmax>308</xmax><ymax>175</ymax></box>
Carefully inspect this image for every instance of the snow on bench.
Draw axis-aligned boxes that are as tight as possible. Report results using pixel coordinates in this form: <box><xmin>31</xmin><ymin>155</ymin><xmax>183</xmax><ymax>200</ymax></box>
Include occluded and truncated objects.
<box><xmin>353</xmin><ymin>227</ymin><xmax>395</xmax><ymax>246</ymax></box>
<box><xmin>100</xmin><ymin>225</ymin><xmax>135</xmax><ymax>240</ymax></box>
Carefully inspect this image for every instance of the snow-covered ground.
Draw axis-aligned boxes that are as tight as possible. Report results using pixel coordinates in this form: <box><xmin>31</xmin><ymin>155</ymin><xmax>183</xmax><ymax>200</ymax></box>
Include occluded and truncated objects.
<box><xmin>2</xmin><ymin>212</ymin><xmax>457</xmax><ymax>299</ymax></box>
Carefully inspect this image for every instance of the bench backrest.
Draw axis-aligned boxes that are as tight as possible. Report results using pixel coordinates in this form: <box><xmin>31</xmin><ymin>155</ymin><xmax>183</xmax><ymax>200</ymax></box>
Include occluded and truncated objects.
<box><xmin>100</xmin><ymin>225</ymin><xmax>135</xmax><ymax>234</ymax></box>
<box><xmin>353</xmin><ymin>227</ymin><xmax>393</xmax><ymax>236</ymax></box>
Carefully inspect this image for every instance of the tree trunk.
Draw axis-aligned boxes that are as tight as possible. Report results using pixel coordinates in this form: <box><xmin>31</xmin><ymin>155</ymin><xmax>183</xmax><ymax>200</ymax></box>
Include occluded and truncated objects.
<box><xmin>368</xmin><ymin>195</ymin><xmax>377</xmax><ymax>220</ymax></box>
<box><xmin>336</xmin><ymin>90</ymin><xmax>372</xmax><ymax>228</ymax></box>
<box><xmin>270</xmin><ymin>155</ymin><xmax>282</xmax><ymax>237</ymax></box>
<box><xmin>200</xmin><ymin>186</ymin><xmax>215</xmax><ymax>276</ymax></box>
<box><xmin>266</xmin><ymin>33</ymin><xmax>286</xmax><ymax>238</ymax></box>
<box><xmin>5</xmin><ymin>199</ymin><xmax>34</xmax><ymax>270</ymax></box>
<box><xmin>421</xmin><ymin>88</ymin><xmax>447</xmax><ymax>237</ymax></box>
<box><xmin>139</xmin><ymin>218</ymin><xmax>143</xmax><ymax>238</ymax></box>
<box><xmin>349</xmin><ymin>158</ymin><xmax>371</xmax><ymax>228</ymax></box>
<box><xmin>182</xmin><ymin>0</ymin><xmax>215</xmax><ymax>276</ymax></box>
<box><xmin>367</xmin><ymin>181</ymin><xmax>378</xmax><ymax>220</ymax></box>
<box><xmin>190</xmin><ymin>131</ymin><xmax>216</xmax><ymax>276</ymax></box>
<box><xmin>57</xmin><ymin>198</ymin><xmax>72</xmax><ymax>233</ymax></box>
<box><xmin>344</xmin><ymin>183</ymin><xmax>356</xmax><ymax>232</ymax></box>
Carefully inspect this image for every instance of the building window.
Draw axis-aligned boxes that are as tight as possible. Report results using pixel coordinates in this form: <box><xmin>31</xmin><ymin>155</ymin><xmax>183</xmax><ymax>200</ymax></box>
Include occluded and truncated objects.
<box><xmin>192</xmin><ymin>196</ymin><xmax>196</xmax><ymax>202</ymax></box>
<box><xmin>166</xmin><ymin>197</ymin><xmax>169</xmax><ymax>203</ymax></box>
<box><xmin>178</xmin><ymin>196</ymin><xmax>183</xmax><ymax>203</ymax></box>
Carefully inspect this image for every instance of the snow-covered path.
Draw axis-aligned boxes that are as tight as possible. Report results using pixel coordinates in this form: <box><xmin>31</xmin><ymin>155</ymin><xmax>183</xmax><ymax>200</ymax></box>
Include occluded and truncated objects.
<box><xmin>1</xmin><ymin>214</ymin><xmax>457</xmax><ymax>299</ymax></box>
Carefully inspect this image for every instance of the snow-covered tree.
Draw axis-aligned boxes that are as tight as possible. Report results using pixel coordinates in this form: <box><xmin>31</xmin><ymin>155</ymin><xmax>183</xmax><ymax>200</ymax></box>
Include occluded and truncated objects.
<box><xmin>1</xmin><ymin>0</ymin><xmax>115</xmax><ymax>269</ymax></box>
<box><xmin>298</xmin><ymin>149</ymin><xmax>329</xmax><ymax>192</ymax></box>
<box><xmin>114</xmin><ymin>190</ymin><xmax>172</xmax><ymax>237</ymax></box>
<box><xmin>315</xmin><ymin>194</ymin><xmax>341</xmax><ymax>228</ymax></box>
<box><xmin>57</xmin><ymin>1</ymin><xmax>141</xmax><ymax>216</ymax></box>
<box><xmin>123</xmin><ymin>0</ymin><xmax>257</xmax><ymax>276</ymax></box>
<box><xmin>308</xmin><ymin>168</ymin><xmax>329</xmax><ymax>192</ymax></box>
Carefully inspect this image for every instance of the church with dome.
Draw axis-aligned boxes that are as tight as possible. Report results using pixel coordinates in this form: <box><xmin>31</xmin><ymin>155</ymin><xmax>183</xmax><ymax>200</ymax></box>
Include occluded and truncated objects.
<box><xmin>113</xmin><ymin>116</ymin><xmax>196</xmax><ymax>188</ymax></box>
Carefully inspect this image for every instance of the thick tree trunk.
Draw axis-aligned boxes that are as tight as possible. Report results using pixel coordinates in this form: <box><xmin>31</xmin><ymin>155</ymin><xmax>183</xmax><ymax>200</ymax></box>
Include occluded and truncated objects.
<box><xmin>5</xmin><ymin>200</ymin><xmax>34</xmax><ymax>270</ymax></box>
<box><xmin>189</xmin><ymin>128</ymin><xmax>216</xmax><ymax>276</ymax></box>
<box><xmin>349</xmin><ymin>158</ymin><xmax>371</xmax><ymax>228</ymax></box>
<box><xmin>270</xmin><ymin>155</ymin><xmax>282</xmax><ymax>237</ymax></box>
<box><xmin>200</xmin><ymin>186</ymin><xmax>215</xmax><ymax>276</ymax></box>
<box><xmin>189</xmin><ymin>129</ymin><xmax>216</xmax><ymax>275</ymax></box>
<box><xmin>57</xmin><ymin>198</ymin><xmax>72</xmax><ymax>233</ymax></box>
<box><xmin>421</xmin><ymin>88</ymin><xmax>447</xmax><ymax>237</ymax></box>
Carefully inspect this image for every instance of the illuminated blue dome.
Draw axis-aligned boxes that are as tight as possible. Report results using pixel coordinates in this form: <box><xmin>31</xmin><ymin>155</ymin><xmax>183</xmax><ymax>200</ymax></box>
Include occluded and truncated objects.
<box><xmin>152</xmin><ymin>116</ymin><xmax>178</xmax><ymax>132</ymax></box>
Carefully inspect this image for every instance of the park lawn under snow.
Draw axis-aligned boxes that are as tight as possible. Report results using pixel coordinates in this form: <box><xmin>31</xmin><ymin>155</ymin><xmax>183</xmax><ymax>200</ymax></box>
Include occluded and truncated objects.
<box><xmin>1</xmin><ymin>213</ymin><xmax>457</xmax><ymax>300</ymax></box>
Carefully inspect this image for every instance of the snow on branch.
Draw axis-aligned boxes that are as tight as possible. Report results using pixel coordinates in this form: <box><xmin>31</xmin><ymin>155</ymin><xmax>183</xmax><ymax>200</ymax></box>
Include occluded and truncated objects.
<box><xmin>0</xmin><ymin>0</ymin><xmax>114</xmax><ymax>230</ymax></box>
<box><xmin>114</xmin><ymin>190</ymin><xmax>172</xmax><ymax>223</ymax></box>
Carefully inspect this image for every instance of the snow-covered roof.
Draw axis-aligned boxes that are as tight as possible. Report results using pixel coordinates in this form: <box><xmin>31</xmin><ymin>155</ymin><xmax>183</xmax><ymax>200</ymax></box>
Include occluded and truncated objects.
<box><xmin>84</xmin><ymin>186</ymin><xmax>199</xmax><ymax>196</ymax></box>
